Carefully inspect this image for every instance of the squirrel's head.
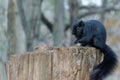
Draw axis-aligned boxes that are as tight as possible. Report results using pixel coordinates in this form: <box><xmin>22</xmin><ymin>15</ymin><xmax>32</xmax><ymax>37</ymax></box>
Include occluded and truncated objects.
<box><xmin>72</xmin><ymin>20</ymin><xmax>84</xmax><ymax>38</ymax></box>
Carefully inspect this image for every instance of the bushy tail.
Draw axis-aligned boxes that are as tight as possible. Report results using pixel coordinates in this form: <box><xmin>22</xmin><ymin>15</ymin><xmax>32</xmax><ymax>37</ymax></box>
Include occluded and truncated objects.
<box><xmin>91</xmin><ymin>44</ymin><xmax>118</xmax><ymax>80</ymax></box>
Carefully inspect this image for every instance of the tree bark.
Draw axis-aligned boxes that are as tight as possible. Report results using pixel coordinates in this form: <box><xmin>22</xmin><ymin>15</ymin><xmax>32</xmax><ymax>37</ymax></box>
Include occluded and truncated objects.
<box><xmin>6</xmin><ymin>46</ymin><xmax>103</xmax><ymax>80</ymax></box>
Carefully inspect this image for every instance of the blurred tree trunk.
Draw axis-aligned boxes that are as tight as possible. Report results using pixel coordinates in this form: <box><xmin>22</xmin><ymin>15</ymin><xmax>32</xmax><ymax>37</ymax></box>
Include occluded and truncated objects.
<box><xmin>100</xmin><ymin>0</ymin><xmax>108</xmax><ymax>22</ymax></box>
<box><xmin>7</xmin><ymin>0</ymin><xmax>26</xmax><ymax>56</ymax></box>
<box><xmin>17</xmin><ymin>0</ymin><xmax>42</xmax><ymax>51</ymax></box>
<box><xmin>69</xmin><ymin>0</ymin><xmax>79</xmax><ymax>24</ymax></box>
<box><xmin>28</xmin><ymin>0</ymin><xmax>42</xmax><ymax>46</ymax></box>
<box><xmin>69</xmin><ymin>0</ymin><xmax>78</xmax><ymax>45</ymax></box>
<box><xmin>17</xmin><ymin>0</ymin><xmax>33</xmax><ymax>51</ymax></box>
<box><xmin>0</xmin><ymin>0</ymin><xmax>9</xmax><ymax>80</ymax></box>
<box><xmin>53</xmin><ymin>0</ymin><xmax>65</xmax><ymax>46</ymax></box>
<box><xmin>31</xmin><ymin>0</ymin><xmax>42</xmax><ymax>39</ymax></box>
<box><xmin>8</xmin><ymin>0</ymin><xmax>16</xmax><ymax>55</ymax></box>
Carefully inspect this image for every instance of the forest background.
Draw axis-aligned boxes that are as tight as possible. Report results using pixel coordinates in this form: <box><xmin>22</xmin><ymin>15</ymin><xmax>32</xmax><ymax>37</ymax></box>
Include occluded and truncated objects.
<box><xmin>0</xmin><ymin>0</ymin><xmax>120</xmax><ymax>80</ymax></box>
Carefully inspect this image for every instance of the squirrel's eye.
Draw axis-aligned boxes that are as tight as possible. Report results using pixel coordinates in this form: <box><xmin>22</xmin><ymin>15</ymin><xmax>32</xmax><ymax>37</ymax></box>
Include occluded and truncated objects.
<box><xmin>76</xmin><ymin>26</ymin><xmax>80</xmax><ymax>30</ymax></box>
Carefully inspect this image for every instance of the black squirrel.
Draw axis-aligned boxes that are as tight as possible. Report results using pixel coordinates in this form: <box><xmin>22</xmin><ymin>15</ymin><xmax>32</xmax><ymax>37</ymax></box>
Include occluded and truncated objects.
<box><xmin>72</xmin><ymin>20</ymin><xmax>118</xmax><ymax>80</ymax></box>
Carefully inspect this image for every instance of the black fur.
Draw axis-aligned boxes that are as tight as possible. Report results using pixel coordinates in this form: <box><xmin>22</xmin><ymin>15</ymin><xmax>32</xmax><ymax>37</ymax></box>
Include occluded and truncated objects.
<box><xmin>72</xmin><ymin>20</ymin><xmax>118</xmax><ymax>80</ymax></box>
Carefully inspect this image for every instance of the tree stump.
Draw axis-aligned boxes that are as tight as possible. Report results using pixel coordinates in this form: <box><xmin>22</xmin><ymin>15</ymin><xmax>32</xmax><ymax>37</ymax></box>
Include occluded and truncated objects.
<box><xmin>5</xmin><ymin>46</ymin><xmax>103</xmax><ymax>80</ymax></box>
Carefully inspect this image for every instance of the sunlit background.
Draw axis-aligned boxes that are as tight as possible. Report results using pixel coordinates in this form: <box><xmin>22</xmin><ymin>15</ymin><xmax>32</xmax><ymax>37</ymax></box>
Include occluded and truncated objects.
<box><xmin>82</xmin><ymin>0</ymin><xmax>102</xmax><ymax>6</ymax></box>
<box><xmin>0</xmin><ymin>0</ymin><xmax>120</xmax><ymax>80</ymax></box>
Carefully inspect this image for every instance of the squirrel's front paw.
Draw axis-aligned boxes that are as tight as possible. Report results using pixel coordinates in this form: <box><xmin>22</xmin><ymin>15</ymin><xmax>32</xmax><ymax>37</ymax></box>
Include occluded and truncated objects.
<box><xmin>74</xmin><ymin>40</ymin><xmax>79</xmax><ymax>44</ymax></box>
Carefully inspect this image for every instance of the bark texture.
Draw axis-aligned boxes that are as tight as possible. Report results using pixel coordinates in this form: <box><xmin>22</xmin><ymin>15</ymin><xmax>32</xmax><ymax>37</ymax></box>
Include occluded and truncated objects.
<box><xmin>6</xmin><ymin>46</ymin><xmax>103</xmax><ymax>80</ymax></box>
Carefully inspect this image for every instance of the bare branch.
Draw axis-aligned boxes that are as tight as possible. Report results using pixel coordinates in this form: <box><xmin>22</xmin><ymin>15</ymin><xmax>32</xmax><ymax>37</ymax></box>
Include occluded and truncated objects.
<box><xmin>41</xmin><ymin>13</ymin><xmax>53</xmax><ymax>32</ymax></box>
<box><xmin>41</xmin><ymin>13</ymin><xmax>71</xmax><ymax>32</ymax></box>
<box><xmin>79</xmin><ymin>7</ymin><xmax>120</xmax><ymax>18</ymax></box>
<box><xmin>79</xmin><ymin>5</ymin><xmax>100</xmax><ymax>10</ymax></box>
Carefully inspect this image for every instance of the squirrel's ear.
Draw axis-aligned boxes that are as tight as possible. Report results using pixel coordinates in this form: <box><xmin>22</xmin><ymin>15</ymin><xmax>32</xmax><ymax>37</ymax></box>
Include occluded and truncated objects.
<box><xmin>79</xmin><ymin>20</ymin><xmax>84</xmax><ymax>27</ymax></box>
